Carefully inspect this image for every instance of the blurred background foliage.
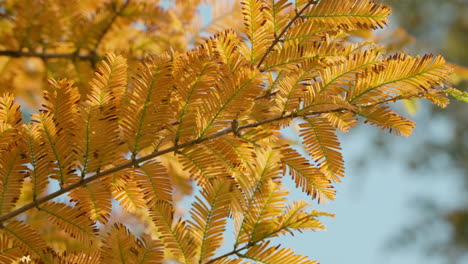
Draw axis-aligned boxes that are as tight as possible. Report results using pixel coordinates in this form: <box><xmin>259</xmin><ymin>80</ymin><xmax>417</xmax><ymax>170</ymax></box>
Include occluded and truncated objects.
<box><xmin>365</xmin><ymin>0</ymin><xmax>468</xmax><ymax>262</ymax></box>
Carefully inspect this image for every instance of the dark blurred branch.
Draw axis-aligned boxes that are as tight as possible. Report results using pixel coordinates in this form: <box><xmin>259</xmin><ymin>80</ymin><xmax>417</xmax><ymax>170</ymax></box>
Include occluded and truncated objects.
<box><xmin>0</xmin><ymin>50</ymin><xmax>95</xmax><ymax>60</ymax></box>
<box><xmin>0</xmin><ymin>50</ymin><xmax>146</xmax><ymax>62</ymax></box>
<box><xmin>0</xmin><ymin>1</ymin><xmax>134</xmax><ymax>64</ymax></box>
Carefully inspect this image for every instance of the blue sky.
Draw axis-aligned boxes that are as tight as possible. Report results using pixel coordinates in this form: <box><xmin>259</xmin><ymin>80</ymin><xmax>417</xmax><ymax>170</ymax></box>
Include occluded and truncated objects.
<box><xmin>279</xmin><ymin>102</ymin><xmax>462</xmax><ymax>263</ymax></box>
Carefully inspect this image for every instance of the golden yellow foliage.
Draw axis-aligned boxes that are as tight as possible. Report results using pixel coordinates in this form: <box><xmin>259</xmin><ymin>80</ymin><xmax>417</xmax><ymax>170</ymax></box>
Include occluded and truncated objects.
<box><xmin>0</xmin><ymin>0</ymin><xmax>461</xmax><ymax>263</ymax></box>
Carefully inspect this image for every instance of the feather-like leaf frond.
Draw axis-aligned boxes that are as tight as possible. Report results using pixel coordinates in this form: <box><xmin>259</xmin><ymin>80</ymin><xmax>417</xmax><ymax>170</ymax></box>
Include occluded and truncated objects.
<box><xmin>100</xmin><ymin>223</ymin><xmax>141</xmax><ymax>264</ymax></box>
<box><xmin>24</xmin><ymin>123</ymin><xmax>50</xmax><ymax>200</ymax></box>
<box><xmin>0</xmin><ymin>95</ymin><xmax>23</xmax><ymax>152</ymax></box>
<box><xmin>2</xmin><ymin>221</ymin><xmax>48</xmax><ymax>261</ymax></box>
<box><xmin>198</xmin><ymin>65</ymin><xmax>264</xmax><ymax>138</ymax></box>
<box><xmin>200</xmin><ymin>66</ymin><xmax>264</xmax><ymax>137</ymax></box>
<box><xmin>262</xmin><ymin>41</ymin><xmax>350</xmax><ymax>71</ymax></box>
<box><xmin>303</xmin><ymin>0</ymin><xmax>391</xmax><ymax>29</ymax></box>
<box><xmin>312</xmin><ymin>49</ymin><xmax>383</xmax><ymax>95</ymax></box>
<box><xmin>300</xmin><ymin>92</ymin><xmax>356</xmax><ymax>115</ymax></box>
<box><xmin>207</xmin><ymin>258</ymin><xmax>243</xmax><ymax>264</ymax></box>
<box><xmin>236</xmin><ymin>147</ymin><xmax>282</xmax><ymax>197</ymax></box>
<box><xmin>264</xmin><ymin>0</ymin><xmax>292</xmax><ymax>36</ymax></box>
<box><xmin>135</xmin><ymin>233</ymin><xmax>164</xmax><ymax>264</ymax></box>
<box><xmin>222</xmin><ymin>136</ymin><xmax>256</xmax><ymax>170</ymax></box>
<box><xmin>121</xmin><ymin>53</ymin><xmax>174</xmax><ymax>156</ymax></box>
<box><xmin>0</xmin><ymin>97</ymin><xmax>26</xmax><ymax>216</ymax></box>
<box><xmin>0</xmin><ymin>233</ymin><xmax>22</xmax><ymax>263</ymax></box>
<box><xmin>321</xmin><ymin>111</ymin><xmax>359</xmax><ymax>132</ymax></box>
<box><xmin>36</xmin><ymin>79</ymin><xmax>81</xmax><ymax>186</ymax></box>
<box><xmin>172</xmin><ymin>49</ymin><xmax>220</xmax><ymax>144</ymax></box>
<box><xmin>0</xmin><ymin>1</ymin><xmax>456</xmax><ymax>262</ymax></box>
<box><xmin>283</xmin><ymin>19</ymin><xmax>342</xmax><ymax>46</ymax></box>
<box><xmin>179</xmin><ymin>143</ymin><xmax>233</xmax><ymax>182</ymax></box>
<box><xmin>276</xmin><ymin>60</ymin><xmax>321</xmax><ymax>113</ymax></box>
<box><xmin>38</xmin><ymin>202</ymin><xmax>97</xmax><ymax>246</ymax></box>
<box><xmin>299</xmin><ymin>116</ymin><xmax>344</xmax><ymax>181</ymax></box>
<box><xmin>244</xmin><ymin>181</ymin><xmax>289</xmax><ymax>243</ymax></box>
<box><xmin>194</xmin><ymin>137</ymin><xmax>252</xmax><ymax>177</ymax></box>
<box><xmin>190</xmin><ymin>177</ymin><xmax>233</xmax><ymax>262</ymax></box>
<box><xmin>47</xmin><ymin>251</ymin><xmax>101</xmax><ymax>264</ymax></box>
<box><xmin>424</xmin><ymin>90</ymin><xmax>450</xmax><ymax>108</ymax></box>
<box><xmin>149</xmin><ymin>201</ymin><xmax>197</xmax><ymax>263</ymax></box>
<box><xmin>211</xmin><ymin>260</ymin><xmax>243</xmax><ymax>264</ymax></box>
<box><xmin>111</xmin><ymin>169</ymin><xmax>147</xmax><ymax>213</ymax></box>
<box><xmin>274</xmin><ymin>201</ymin><xmax>333</xmax><ymax>236</ymax></box>
<box><xmin>234</xmin><ymin>147</ymin><xmax>287</xmax><ymax>245</ymax></box>
<box><xmin>359</xmin><ymin>105</ymin><xmax>415</xmax><ymax>136</ymax></box>
<box><xmin>240</xmin><ymin>0</ymin><xmax>271</xmax><ymax>64</ymax></box>
<box><xmin>250</xmin><ymin>93</ymin><xmax>284</xmax><ymax>123</ymax></box>
<box><xmin>136</xmin><ymin>160</ymin><xmax>172</xmax><ymax>206</ymax></box>
<box><xmin>68</xmin><ymin>179</ymin><xmax>112</xmax><ymax>223</ymax></box>
<box><xmin>243</xmin><ymin>241</ymin><xmax>318</xmax><ymax>264</ymax></box>
<box><xmin>0</xmin><ymin>155</ymin><xmax>24</xmax><ymax>216</ymax></box>
<box><xmin>79</xmin><ymin>53</ymin><xmax>127</xmax><ymax>174</ymax></box>
<box><xmin>209</xmin><ymin>30</ymin><xmax>247</xmax><ymax>73</ymax></box>
<box><xmin>280</xmin><ymin>147</ymin><xmax>335</xmax><ymax>202</ymax></box>
<box><xmin>348</xmin><ymin>53</ymin><xmax>450</xmax><ymax>104</ymax></box>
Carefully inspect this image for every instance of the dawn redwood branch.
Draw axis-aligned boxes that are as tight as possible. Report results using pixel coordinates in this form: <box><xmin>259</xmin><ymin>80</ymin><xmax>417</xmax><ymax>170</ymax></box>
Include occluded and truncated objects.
<box><xmin>0</xmin><ymin>109</ymin><xmax>350</xmax><ymax>224</ymax></box>
<box><xmin>0</xmin><ymin>86</ymin><xmax>433</xmax><ymax>224</ymax></box>
<box><xmin>0</xmin><ymin>81</ymin><xmax>437</xmax><ymax>224</ymax></box>
<box><xmin>256</xmin><ymin>0</ymin><xmax>317</xmax><ymax>70</ymax></box>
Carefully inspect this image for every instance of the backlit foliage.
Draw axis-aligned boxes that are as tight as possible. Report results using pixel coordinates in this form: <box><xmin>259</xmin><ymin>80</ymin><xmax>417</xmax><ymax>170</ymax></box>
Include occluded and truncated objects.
<box><xmin>0</xmin><ymin>0</ymin><xmax>461</xmax><ymax>263</ymax></box>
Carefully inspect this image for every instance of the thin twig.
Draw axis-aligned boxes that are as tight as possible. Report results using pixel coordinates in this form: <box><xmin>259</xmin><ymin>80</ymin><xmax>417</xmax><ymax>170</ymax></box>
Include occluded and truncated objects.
<box><xmin>91</xmin><ymin>0</ymin><xmax>132</xmax><ymax>53</ymax></box>
<box><xmin>256</xmin><ymin>0</ymin><xmax>317</xmax><ymax>70</ymax></box>
<box><xmin>364</xmin><ymin>90</ymin><xmax>446</xmax><ymax>107</ymax></box>
<box><xmin>221</xmin><ymin>214</ymin><xmax>327</xmax><ymax>262</ymax></box>
<box><xmin>205</xmin><ymin>244</ymin><xmax>251</xmax><ymax>264</ymax></box>
<box><xmin>205</xmin><ymin>215</ymin><xmax>317</xmax><ymax>263</ymax></box>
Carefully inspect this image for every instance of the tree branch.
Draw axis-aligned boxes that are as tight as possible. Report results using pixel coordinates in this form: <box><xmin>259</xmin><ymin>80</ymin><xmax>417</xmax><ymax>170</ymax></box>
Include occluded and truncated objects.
<box><xmin>0</xmin><ymin>108</ymin><xmax>350</xmax><ymax>224</ymax></box>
